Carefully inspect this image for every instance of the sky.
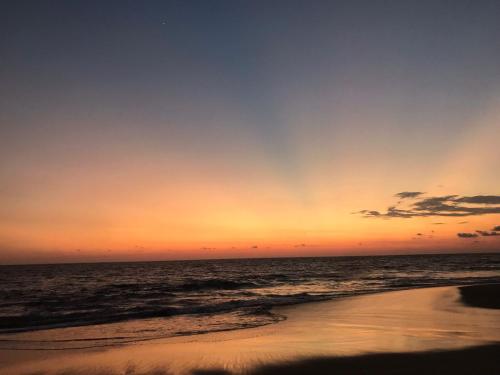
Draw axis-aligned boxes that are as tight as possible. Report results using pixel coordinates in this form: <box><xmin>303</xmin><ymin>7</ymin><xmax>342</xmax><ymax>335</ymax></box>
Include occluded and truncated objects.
<box><xmin>1</xmin><ymin>0</ymin><xmax>499</xmax><ymax>264</ymax></box>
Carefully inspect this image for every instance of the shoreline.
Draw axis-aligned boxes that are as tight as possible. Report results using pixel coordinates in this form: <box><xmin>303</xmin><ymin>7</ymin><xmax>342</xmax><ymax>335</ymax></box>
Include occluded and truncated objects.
<box><xmin>2</xmin><ymin>281</ymin><xmax>496</xmax><ymax>338</ymax></box>
<box><xmin>1</xmin><ymin>284</ymin><xmax>500</xmax><ymax>374</ymax></box>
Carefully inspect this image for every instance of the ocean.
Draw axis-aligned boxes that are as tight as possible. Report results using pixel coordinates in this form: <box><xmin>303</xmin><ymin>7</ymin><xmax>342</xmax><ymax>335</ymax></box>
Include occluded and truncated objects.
<box><xmin>0</xmin><ymin>253</ymin><xmax>499</xmax><ymax>350</ymax></box>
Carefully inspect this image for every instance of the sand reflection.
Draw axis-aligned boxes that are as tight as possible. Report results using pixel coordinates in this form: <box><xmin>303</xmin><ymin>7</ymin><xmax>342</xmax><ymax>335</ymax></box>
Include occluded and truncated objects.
<box><xmin>1</xmin><ymin>286</ymin><xmax>499</xmax><ymax>374</ymax></box>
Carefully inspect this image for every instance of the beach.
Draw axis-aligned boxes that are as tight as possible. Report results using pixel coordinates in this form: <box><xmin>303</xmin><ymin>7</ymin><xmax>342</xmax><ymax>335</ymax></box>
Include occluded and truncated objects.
<box><xmin>1</xmin><ymin>284</ymin><xmax>499</xmax><ymax>374</ymax></box>
<box><xmin>3</xmin><ymin>0</ymin><xmax>500</xmax><ymax>373</ymax></box>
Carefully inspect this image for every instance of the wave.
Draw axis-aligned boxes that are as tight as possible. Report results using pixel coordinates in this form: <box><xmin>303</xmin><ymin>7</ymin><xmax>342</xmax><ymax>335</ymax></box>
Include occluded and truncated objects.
<box><xmin>1</xmin><ymin>254</ymin><xmax>499</xmax><ymax>338</ymax></box>
<box><xmin>176</xmin><ymin>278</ymin><xmax>262</xmax><ymax>291</ymax></box>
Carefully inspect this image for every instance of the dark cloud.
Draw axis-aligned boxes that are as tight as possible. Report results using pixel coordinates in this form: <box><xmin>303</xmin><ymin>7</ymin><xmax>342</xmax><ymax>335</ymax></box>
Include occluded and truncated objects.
<box><xmin>388</xmin><ymin>206</ymin><xmax>417</xmax><ymax>218</ymax></box>
<box><xmin>357</xmin><ymin>210</ymin><xmax>381</xmax><ymax>217</ymax></box>
<box><xmin>358</xmin><ymin>194</ymin><xmax>500</xmax><ymax>218</ymax></box>
<box><xmin>395</xmin><ymin>191</ymin><xmax>424</xmax><ymax>199</ymax></box>
<box><xmin>458</xmin><ymin>221</ymin><xmax>468</xmax><ymax>224</ymax></box>
<box><xmin>454</xmin><ymin>196</ymin><xmax>500</xmax><ymax>204</ymax></box>
<box><xmin>432</xmin><ymin>222</ymin><xmax>445</xmax><ymax>225</ymax></box>
<box><xmin>476</xmin><ymin>230</ymin><xmax>500</xmax><ymax>237</ymax></box>
<box><xmin>457</xmin><ymin>232</ymin><xmax>479</xmax><ymax>238</ymax></box>
<box><xmin>412</xmin><ymin>195</ymin><xmax>458</xmax><ymax>212</ymax></box>
<box><xmin>493</xmin><ymin>226</ymin><xmax>500</xmax><ymax>231</ymax></box>
<box><xmin>416</xmin><ymin>233</ymin><xmax>423</xmax><ymax>236</ymax></box>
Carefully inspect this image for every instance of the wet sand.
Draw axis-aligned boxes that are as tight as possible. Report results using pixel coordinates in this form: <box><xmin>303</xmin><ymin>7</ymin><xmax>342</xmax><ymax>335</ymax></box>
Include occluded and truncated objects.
<box><xmin>1</xmin><ymin>285</ymin><xmax>499</xmax><ymax>374</ymax></box>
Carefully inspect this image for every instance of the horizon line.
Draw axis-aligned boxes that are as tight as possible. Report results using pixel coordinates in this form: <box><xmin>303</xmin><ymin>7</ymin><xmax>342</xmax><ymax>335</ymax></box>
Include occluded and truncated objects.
<box><xmin>1</xmin><ymin>250</ymin><xmax>498</xmax><ymax>267</ymax></box>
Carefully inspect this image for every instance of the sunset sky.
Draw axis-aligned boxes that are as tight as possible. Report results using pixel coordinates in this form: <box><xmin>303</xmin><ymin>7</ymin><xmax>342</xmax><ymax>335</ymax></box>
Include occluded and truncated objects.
<box><xmin>1</xmin><ymin>1</ymin><xmax>499</xmax><ymax>264</ymax></box>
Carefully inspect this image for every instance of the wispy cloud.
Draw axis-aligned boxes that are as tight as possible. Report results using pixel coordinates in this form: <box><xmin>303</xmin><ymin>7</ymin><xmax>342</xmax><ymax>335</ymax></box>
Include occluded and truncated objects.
<box><xmin>357</xmin><ymin>193</ymin><xmax>500</xmax><ymax>218</ymax></box>
<box><xmin>476</xmin><ymin>230</ymin><xmax>500</xmax><ymax>237</ymax></box>
<box><xmin>456</xmin><ymin>226</ymin><xmax>499</xmax><ymax>239</ymax></box>
<box><xmin>454</xmin><ymin>196</ymin><xmax>500</xmax><ymax>204</ymax></box>
<box><xmin>457</xmin><ymin>232</ymin><xmax>479</xmax><ymax>238</ymax></box>
<box><xmin>395</xmin><ymin>191</ymin><xmax>425</xmax><ymax>199</ymax></box>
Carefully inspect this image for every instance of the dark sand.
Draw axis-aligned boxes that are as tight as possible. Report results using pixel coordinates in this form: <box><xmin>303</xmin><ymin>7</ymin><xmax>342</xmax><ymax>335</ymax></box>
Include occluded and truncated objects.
<box><xmin>249</xmin><ymin>344</ymin><xmax>500</xmax><ymax>375</ymax></box>
<box><xmin>1</xmin><ymin>285</ymin><xmax>499</xmax><ymax>375</ymax></box>
<box><xmin>46</xmin><ymin>344</ymin><xmax>500</xmax><ymax>375</ymax></box>
<box><xmin>459</xmin><ymin>284</ymin><xmax>500</xmax><ymax>309</ymax></box>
